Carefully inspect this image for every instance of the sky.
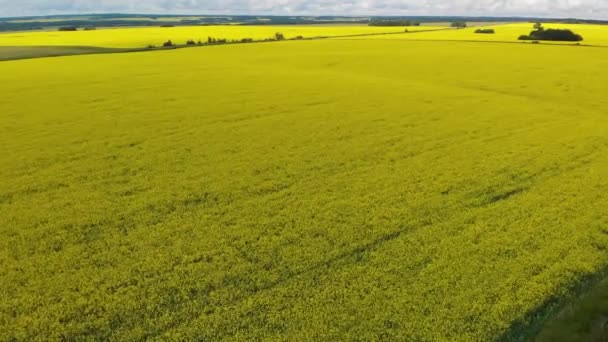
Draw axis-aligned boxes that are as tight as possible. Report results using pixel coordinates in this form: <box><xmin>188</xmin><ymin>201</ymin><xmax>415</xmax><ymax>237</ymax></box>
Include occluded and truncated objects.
<box><xmin>0</xmin><ymin>0</ymin><xmax>606</xmax><ymax>19</ymax></box>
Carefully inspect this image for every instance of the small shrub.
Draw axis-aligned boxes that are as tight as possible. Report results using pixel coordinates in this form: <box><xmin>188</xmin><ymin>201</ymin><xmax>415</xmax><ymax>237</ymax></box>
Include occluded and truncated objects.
<box><xmin>162</xmin><ymin>40</ymin><xmax>174</xmax><ymax>47</ymax></box>
<box><xmin>58</xmin><ymin>26</ymin><xmax>77</xmax><ymax>31</ymax></box>
<box><xmin>475</xmin><ymin>29</ymin><xmax>495</xmax><ymax>34</ymax></box>
<box><xmin>206</xmin><ymin>37</ymin><xmax>226</xmax><ymax>44</ymax></box>
<box><xmin>186</xmin><ymin>40</ymin><xmax>196</xmax><ymax>45</ymax></box>
<box><xmin>241</xmin><ymin>38</ymin><xmax>254</xmax><ymax>43</ymax></box>
<box><xmin>275</xmin><ymin>32</ymin><xmax>285</xmax><ymax>40</ymax></box>
<box><xmin>451</xmin><ymin>22</ymin><xmax>467</xmax><ymax>28</ymax></box>
<box><xmin>207</xmin><ymin>37</ymin><xmax>228</xmax><ymax>44</ymax></box>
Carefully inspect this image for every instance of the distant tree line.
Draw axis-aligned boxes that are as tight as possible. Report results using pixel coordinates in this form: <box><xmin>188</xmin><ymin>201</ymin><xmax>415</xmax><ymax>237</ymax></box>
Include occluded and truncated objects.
<box><xmin>369</xmin><ymin>20</ymin><xmax>421</xmax><ymax>27</ymax></box>
<box><xmin>57</xmin><ymin>26</ymin><xmax>96</xmax><ymax>31</ymax></box>
<box><xmin>518</xmin><ymin>23</ymin><xmax>583</xmax><ymax>41</ymax></box>
<box><xmin>451</xmin><ymin>22</ymin><xmax>467</xmax><ymax>28</ymax></box>
<box><xmin>154</xmin><ymin>32</ymin><xmax>289</xmax><ymax>49</ymax></box>
<box><xmin>0</xmin><ymin>16</ymin><xmax>369</xmax><ymax>32</ymax></box>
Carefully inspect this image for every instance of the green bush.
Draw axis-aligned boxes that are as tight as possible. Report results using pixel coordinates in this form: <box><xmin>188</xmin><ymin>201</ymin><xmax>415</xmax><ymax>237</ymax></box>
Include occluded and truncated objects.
<box><xmin>519</xmin><ymin>28</ymin><xmax>583</xmax><ymax>42</ymax></box>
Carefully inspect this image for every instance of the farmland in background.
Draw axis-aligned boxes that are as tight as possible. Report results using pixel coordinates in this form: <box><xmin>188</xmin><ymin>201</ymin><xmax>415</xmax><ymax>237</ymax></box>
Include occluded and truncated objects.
<box><xmin>0</xmin><ymin>24</ymin><xmax>444</xmax><ymax>48</ymax></box>
<box><xmin>1</xmin><ymin>22</ymin><xmax>606</xmax><ymax>62</ymax></box>
<box><xmin>342</xmin><ymin>23</ymin><xmax>608</xmax><ymax>46</ymax></box>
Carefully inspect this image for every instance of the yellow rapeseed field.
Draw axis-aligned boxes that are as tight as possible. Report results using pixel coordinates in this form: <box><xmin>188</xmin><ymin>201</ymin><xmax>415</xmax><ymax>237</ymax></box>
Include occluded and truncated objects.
<box><xmin>342</xmin><ymin>23</ymin><xmax>608</xmax><ymax>46</ymax></box>
<box><xmin>1</xmin><ymin>36</ymin><xmax>608</xmax><ymax>340</ymax></box>
<box><xmin>0</xmin><ymin>25</ymin><xmax>439</xmax><ymax>48</ymax></box>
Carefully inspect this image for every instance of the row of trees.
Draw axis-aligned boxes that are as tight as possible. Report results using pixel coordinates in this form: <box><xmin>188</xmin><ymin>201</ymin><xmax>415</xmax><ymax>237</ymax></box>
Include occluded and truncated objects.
<box><xmin>156</xmin><ymin>32</ymin><xmax>289</xmax><ymax>48</ymax></box>
<box><xmin>369</xmin><ymin>20</ymin><xmax>468</xmax><ymax>29</ymax></box>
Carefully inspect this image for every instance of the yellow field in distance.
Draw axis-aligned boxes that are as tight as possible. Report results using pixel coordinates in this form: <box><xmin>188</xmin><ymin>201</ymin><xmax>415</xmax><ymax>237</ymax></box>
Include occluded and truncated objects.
<box><xmin>340</xmin><ymin>23</ymin><xmax>608</xmax><ymax>46</ymax></box>
<box><xmin>0</xmin><ymin>25</ymin><xmax>443</xmax><ymax>48</ymax></box>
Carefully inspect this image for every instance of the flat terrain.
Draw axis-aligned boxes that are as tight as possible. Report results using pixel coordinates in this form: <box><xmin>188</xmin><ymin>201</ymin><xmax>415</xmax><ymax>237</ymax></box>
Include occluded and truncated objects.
<box><xmin>1</xmin><ymin>30</ymin><xmax>608</xmax><ymax>340</ymax></box>
<box><xmin>344</xmin><ymin>23</ymin><xmax>608</xmax><ymax>46</ymax></box>
<box><xmin>1</xmin><ymin>23</ymin><xmax>605</xmax><ymax>63</ymax></box>
<box><xmin>0</xmin><ymin>25</ymin><xmax>441</xmax><ymax>48</ymax></box>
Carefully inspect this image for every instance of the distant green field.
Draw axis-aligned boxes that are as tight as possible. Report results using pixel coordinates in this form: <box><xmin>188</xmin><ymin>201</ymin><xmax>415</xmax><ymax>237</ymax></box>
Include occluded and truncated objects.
<box><xmin>0</xmin><ymin>46</ymin><xmax>134</xmax><ymax>61</ymax></box>
<box><xmin>1</xmin><ymin>37</ymin><xmax>608</xmax><ymax>340</ymax></box>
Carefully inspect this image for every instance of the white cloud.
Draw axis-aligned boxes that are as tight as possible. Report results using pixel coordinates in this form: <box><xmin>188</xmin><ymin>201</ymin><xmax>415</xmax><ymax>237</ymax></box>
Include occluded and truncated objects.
<box><xmin>0</xmin><ymin>0</ymin><xmax>606</xmax><ymax>19</ymax></box>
